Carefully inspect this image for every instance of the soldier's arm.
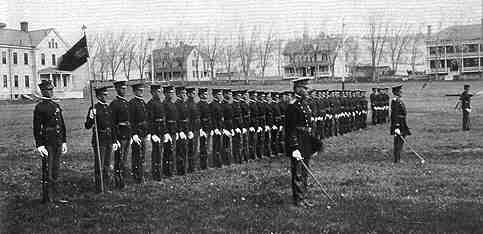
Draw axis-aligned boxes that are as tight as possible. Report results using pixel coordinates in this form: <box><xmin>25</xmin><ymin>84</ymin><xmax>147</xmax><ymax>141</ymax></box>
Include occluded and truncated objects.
<box><xmin>286</xmin><ymin>104</ymin><xmax>299</xmax><ymax>151</ymax></box>
<box><xmin>84</xmin><ymin>106</ymin><xmax>95</xmax><ymax>129</ymax></box>
<box><xmin>33</xmin><ymin>105</ymin><xmax>44</xmax><ymax>148</ymax></box>
<box><xmin>129</xmin><ymin>101</ymin><xmax>139</xmax><ymax>136</ymax></box>
<box><xmin>59</xmin><ymin>107</ymin><xmax>67</xmax><ymax>143</ymax></box>
<box><xmin>109</xmin><ymin>102</ymin><xmax>119</xmax><ymax>141</ymax></box>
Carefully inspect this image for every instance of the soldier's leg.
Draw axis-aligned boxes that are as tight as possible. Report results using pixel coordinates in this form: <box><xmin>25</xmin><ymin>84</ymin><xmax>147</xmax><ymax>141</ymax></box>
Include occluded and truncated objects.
<box><xmin>102</xmin><ymin>143</ymin><xmax>112</xmax><ymax>189</ymax></box>
<box><xmin>46</xmin><ymin>145</ymin><xmax>57</xmax><ymax>200</ymax></box>
<box><xmin>462</xmin><ymin>111</ymin><xmax>469</xmax><ymax>131</ymax></box>
<box><xmin>120</xmin><ymin>139</ymin><xmax>129</xmax><ymax>188</ymax></box>
<box><xmin>152</xmin><ymin>140</ymin><xmax>161</xmax><ymax>181</ymax></box>
<box><xmin>40</xmin><ymin>156</ymin><xmax>49</xmax><ymax>203</ymax></box>
<box><xmin>163</xmin><ymin>141</ymin><xmax>173</xmax><ymax>177</ymax></box>
<box><xmin>92</xmin><ymin>142</ymin><xmax>102</xmax><ymax>193</ymax></box>
<box><xmin>222</xmin><ymin>135</ymin><xmax>231</xmax><ymax>165</ymax></box>
<box><xmin>264</xmin><ymin>131</ymin><xmax>271</xmax><ymax>157</ymax></box>
<box><xmin>176</xmin><ymin>139</ymin><xmax>186</xmax><ymax>175</ymax></box>
<box><xmin>199</xmin><ymin>136</ymin><xmax>208</xmax><ymax>169</ymax></box>
<box><xmin>114</xmin><ymin>145</ymin><xmax>122</xmax><ymax>188</ymax></box>
<box><xmin>187</xmin><ymin>137</ymin><xmax>195</xmax><ymax>172</ymax></box>
<box><xmin>131</xmin><ymin>141</ymin><xmax>142</xmax><ymax>182</ymax></box>
<box><xmin>393</xmin><ymin>135</ymin><xmax>403</xmax><ymax>163</ymax></box>
<box><xmin>214</xmin><ymin>135</ymin><xmax>223</xmax><ymax>168</ymax></box>
<box><xmin>291</xmin><ymin>157</ymin><xmax>305</xmax><ymax>204</ymax></box>
<box><xmin>270</xmin><ymin>129</ymin><xmax>278</xmax><ymax>156</ymax></box>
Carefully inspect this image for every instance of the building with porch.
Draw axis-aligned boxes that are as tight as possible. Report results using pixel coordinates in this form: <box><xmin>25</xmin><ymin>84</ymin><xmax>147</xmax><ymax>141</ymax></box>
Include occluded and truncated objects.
<box><xmin>0</xmin><ymin>21</ymin><xmax>87</xmax><ymax>100</ymax></box>
<box><xmin>427</xmin><ymin>24</ymin><xmax>483</xmax><ymax>80</ymax></box>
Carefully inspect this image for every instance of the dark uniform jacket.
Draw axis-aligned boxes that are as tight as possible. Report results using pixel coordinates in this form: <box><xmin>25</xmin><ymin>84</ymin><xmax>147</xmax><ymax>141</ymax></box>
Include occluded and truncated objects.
<box><xmin>176</xmin><ymin>99</ymin><xmax>189</xmax><ymax>133</ymax></box>
<box><xmin>210</xmin><ymin>100</ymin><xmax>224</xmax><ymax>130</ymax></box>
<box><xmin>249</xmin><ymin>99</ymin><xmax>259</xmax><ymax>129</ymax></box>
<box><xmin>390</xmin><ymin>97</ymin><xmax>411</xmax><ymax>136</ymax></box>
<box><xmin>33</xmin><ymin>98</ymin><xmax>67</xmax><ymax>147</ymax></box>
<box><xmin>198</xmin><ymin>100</ymin><xmax>211</xmax><ymax>131</ymax></box>
<box><xmin>187</xmin><ymin>98</ymin><xmax>200</xmax><ymax>131</ymax></box>
<box><xmin>110</xmin><ymin>96</ymin><xmax>131</xmax><ymax>141</ymax></box>
<box><xmin>271</xmin><ymin>102</ymin><xmax>282</xmax><ymax>127</ymax></box>
<box><xmin>222</xmin><ymin>100</ymin><xmax>234</xmax><ymax>130</ymax></box>
<box><xmin>129</xmin><ymin>96</ymin><xmax>148</xmax><ymax>137</ymax></box>
<box><xmin>164</xmin><ymin>100</ymin><xmax>179</xmax><ymax>134</ymax></box>
<box><xmin>85</xmin><ymin>102</ymin><xmax>114</xmax><ymax>144</ymax></box>
<box><xmin>232</xmin><ymin>100</ymin><xmax>243</xmax><ymax>130</ymax></box>
<box><xmin>240</xmin><ymin>100</ymin><xmax>250</xmax><ymax>129</ymax></box>
<box><xmin>146</xmin><ymin>97</ymin><xmax>166</xmax><ymax>136</ymax></box>
<box><xmin>460</xmin><ymin>91</ymin><xmax>472</xmax><ymax>110</ymax></box>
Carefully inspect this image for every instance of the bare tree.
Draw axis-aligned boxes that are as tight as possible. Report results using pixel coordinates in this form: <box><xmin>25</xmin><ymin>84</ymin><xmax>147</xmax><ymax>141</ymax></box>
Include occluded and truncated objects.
<box><xmin>104</xmin><ymin>31</ymin><xmax>129</xmax><ymax>80</ymax></box>
<box><xmin>367</xmin><ymin>16</ymin><xmax>390</xmax><ymax>81</ymax></box>
<box><xmin>256</xmin><ymin>28</ymin><xmax>275</xmax><ymax>82</ymax></box>
<box><xmin>121</xmin><ymin>34</ymin><xmax>136</xmax><ymax>80</ymax></box>
<box><xmin>200</xmin><ymin>30</ymin><xmax>221</xmax><ymax>80</ymax></box>
<box><xmin>133</xmin><ymin>33</ymin><xmax>152</xmax><ymax>80</ymax></box>
<box><xmin>237</xmin><ymin>26</ymin><xmax>258</xmax><ymax>81</ymax></box>
<box><xmin>220</xmin><ymin>34</ymin><xmax>236</xmax><ymax>81</ymax></box>
<box><xmin>408</xmin><ymin>32</ymin><xmax>424</xmax><ymax>73</ymax></box>
<box><xmin>344</xmin><ymin>36</ymin><xmax>360</xmax><ymax>80</ymax></box>
<box><xmin>87</xmin><ymin>33</ymin><xmax>105</xmax><ymax>80</ymax></box>
<box><xmin>387</xmin><ymin>23</ymin><xmax>411</xmax><ymax>74</ymax></box>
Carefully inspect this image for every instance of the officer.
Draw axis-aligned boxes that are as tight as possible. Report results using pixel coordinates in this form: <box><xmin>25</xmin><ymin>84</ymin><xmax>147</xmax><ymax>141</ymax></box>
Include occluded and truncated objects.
<box><xmin>240</xmin><ymin>89</ymin><xmax>251</xmax><ymax>162</ymax></box>
<box><xmin>128</xmin><ymin>81</ymin><xmax>148</xmax><ymax>184</ymax></box>
<box><xmin>381</xmin><ymin>88</ymin><xmax>390</xmax><ymax>123</ymax></box>
<box><xmin>33</xmin><ymin>80</ymin><xmax>68</xmax><ymax>203</ymax></box>
<box><xmin>163</xmin><ymin>85</ymin><xmax>178</xmax><ymax>177</ymax></box>
<box><xmin>175</xmin><ymin>86</ymin><xmax>189</xmax><ymax>175</ymax></box>
<box><xmin>198</xmin><ymin>88</ymin><xmax>211</xmax><ymax>169</ymax></box>
<box><xmin>247</xmin><ymin>90</ymin><xmax>259</xmax><ymax>160</ymax></box>
<box><xmin>221</xmin><ymin>89</ymin><xmax>234</xmax><ymax>165</ymax></box>
<box><xmin>459</xmin><ymin>84</ymin><xmax>472</xmax><ymax>131</ymax></box>
<box><xmin>85</xmin><ymin>85</ymin><xmax>118</xmax><ymax>192</ymax></box>
<box><xmin>286</xmin><ymin>77</ymin><xmax>322</xmax><ymax>207</ymax></box>
<box><xmin>279</xmin><ymin>91</ymin><xmax>291</xmax><ymax>156</ymax></box>
<box><xmin>232</xmin><ymin>90</ymin><xmax>243</xmax><ymax>164</ymax></box>
<box><xmin>390</xmin><ymin>85</ymin><xmax>411</xmax><ymax>163</ymax></box>
<box><xmin>186</xmin><ymin>87</ymin><xmax>200</xmax><ymax>172</ymax></box>
<box><xmin>110</xmin><ymin>80</ymin><xmax>131</xmax><ymax>189</ymax></box>
<box><xmin>210</xmin><ymin>88</ymin><xmax>224</xmax><ymax>168</ymax></box>
<box><xmin>146</xmin><ymin>83</ymin><xmax>165</xmax><ymax>181</ymax></box>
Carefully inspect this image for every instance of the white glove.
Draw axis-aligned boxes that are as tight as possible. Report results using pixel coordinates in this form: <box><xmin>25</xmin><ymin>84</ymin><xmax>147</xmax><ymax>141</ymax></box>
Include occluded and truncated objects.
<box><xmin>279</xmin><ymin>126</ymin><xmax>283</xmax><ymax>132</ymax></box>
<box><xmin>151</xmin><ymin>134</ymin><xmax>161</xmax><ymax>143</ymax></box>
<box><xmin>175</xmin><ymin>133</ymin><xmax>180</xmax><ymax>140</ymax></box>
<box><xmin>112</xmin><ymin>142</ymin><xmax>119</xmax><ymax>151</ymax></box>
<box><xmin>242</xmin><ymin>128</ymin><xmax>247</xmax><ymax>134</ymax></box>
<box><xmin>257</xmin><ymin>127</ymin><xmax>263</xmax><ymax>133</ymax></box>
<box><xmin>310</xmin><ymin>117</ymin><xmax>315</xmax><ymax>122</ymax></box>
<box><xmin>61</xmin><ymin>142</ymin><xmax>68</xmax><ymax>154</ymax></box>
<box><xmin>272</xmin><ymin>125</ymin><xmax>278</xmax><ymax>130</ymax></box>
<box><xmin>465</xmin><ymin>108</ymin><xmax>471</xmax><ymax>113</ymax></box>
<box><xmin>88</xmin><ymin>109</ymin><xmax>96</xmax><ymax>119</ymax></box>
<box><xmin>265</xmin><ymin>125</ymin><xmax>270</xmax><ymax>132</ymax></box>
<box><xmin>187</xmin><ymin>131</ymin><xmax>194</xmax><ymax>139</ymax></box>
<box><xmin>200</xmin><ymin>129</ymin><xmax>207</xmax><ymax>138</ymax></box>
<box><xmin>394</xmin><ymin>128</ymin><xmax>401</xmax><ymax>135</ymax></box>
<box><xmin>235</xmin><ymin>128</ymin><xmax>242</xmax><ymax>134</ymax></box>
<box><xmin>163</xmin><ymin>133</ymin><xmax>172</xmax><ymax>143</ymax></box>
<box><xmin>249</xmin><ymin>127</ymin><xmax>256</xmax><ymax>132</ymax></box>
<box><xmin>292</xmin><ymin>150</ymin><xmax>303</xmax><ymax>161</ymax></box>
<box><xmin>214</xmin><ymin>129</ymin><xmax>222</xmax><ymax>135</ymax></box>
<box><xmin>223</xmin><ymin>129</ymin><xmax>231</xmax><ymax>136</ymax></box>
<box><xmin>179</xmin><ymin>132</ymin><xmax>187</xmax><ymax>140</ymax></box>
<box><xmin>231</xmin><ymin>129</ymin><xmax>235</xmax><ymax>136</ymax></box>
<box><xmin>37</xmin><ymin>146</ymin><xmax>48</xmax><ymax>157</ymax></box>
<box><xmin>210</xmin><ymin>130</ymin><xmax>214</xmax><ymax>136</ymax></box>
<box><xmin>132</xmin><ymin>134</ymin><xmax>142</xmax><ymax>145</ymax></box>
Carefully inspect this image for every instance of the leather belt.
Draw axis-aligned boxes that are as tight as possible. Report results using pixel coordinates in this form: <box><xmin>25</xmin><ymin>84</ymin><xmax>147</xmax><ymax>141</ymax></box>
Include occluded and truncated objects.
<box><xmin>296</xmin><ymin>126</ymin><xmax>312</xmax><ymax>133</ymax></box>
<box><xmin>118</xmin><ymin>121</ymin><xmax>130</xmax><ymax>126</ymax></box>
<box><xmin>167</xmin><ymin>120</ymin><xmax>176</xmax><ymax>123</ymax></box>
<box><xmin>154</xmin><ymin>118</ymin><xmax>165</xmax><ymax>122</ymax></box>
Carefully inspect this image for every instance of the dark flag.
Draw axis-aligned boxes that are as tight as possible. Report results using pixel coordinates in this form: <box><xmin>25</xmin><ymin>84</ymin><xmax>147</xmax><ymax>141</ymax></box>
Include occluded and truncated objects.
<box><xmin>57</xmin><ymin>36</ymin><xmax>89</xmax><ymax>71</ymax></box>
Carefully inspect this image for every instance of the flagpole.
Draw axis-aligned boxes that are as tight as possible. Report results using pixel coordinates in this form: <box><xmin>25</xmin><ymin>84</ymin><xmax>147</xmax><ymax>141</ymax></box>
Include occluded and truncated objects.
<box><xmin>83</xmin><ymin>25</ymin><xmax>104</xmax><ymax>193</ymax></box>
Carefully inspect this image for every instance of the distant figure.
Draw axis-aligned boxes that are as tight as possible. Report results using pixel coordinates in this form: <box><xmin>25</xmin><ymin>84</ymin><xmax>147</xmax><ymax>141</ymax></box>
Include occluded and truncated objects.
<box><xmin>390</xmin><ymin>85</ymin><xmax>411</xmax><ymax>163</ymax></box>
<box><xmin>459</xmin><ymin>84</ymin><xmax>472</xmax><ymax>131</ymax></box>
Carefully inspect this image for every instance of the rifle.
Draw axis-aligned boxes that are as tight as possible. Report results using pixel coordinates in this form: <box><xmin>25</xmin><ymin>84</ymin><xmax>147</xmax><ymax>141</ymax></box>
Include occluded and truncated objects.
<box><xmin>89</xmin><ymin>80</ymin><xmax>104</xmax><ymax>193</ymax></box>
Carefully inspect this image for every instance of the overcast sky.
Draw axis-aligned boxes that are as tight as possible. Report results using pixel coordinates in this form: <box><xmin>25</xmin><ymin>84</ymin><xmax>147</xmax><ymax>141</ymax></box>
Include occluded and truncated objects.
<box><xmin>2</xmin><ymin>0</ymin><xmax>482</xmax><ymax>44</ymax></box>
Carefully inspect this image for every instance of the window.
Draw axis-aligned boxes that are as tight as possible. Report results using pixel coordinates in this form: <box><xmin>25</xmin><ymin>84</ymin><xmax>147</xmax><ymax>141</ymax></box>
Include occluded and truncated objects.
<box><xmin>48</xmin><ymin>42</ymin><xmax>51</xmax><ymax>48</ymax></box>
<box><xmin>1</xmin><ymin>51</ymin><xmax>6</xmax><ymax>64</ymax></box>
<box><xmin>13</xmin><ymin>52</ymin><xmax>17</xmax><ymax>64</ymax></box>
<box><xmin>62</xmin><ymin>74</ymin><xmax>68</xmax><ymax>87</ymax></box>
<box><xmin>3</xmin><ymin>75</ymin><xmax>7</xmax><ymax>88</ymax></box>
<box><xmin>193</xmin><ymin>71</ymin><xmax>196</xmax><ymax>77</ymax></box>
<box><xmin>14</xmin><ymin>75</ymin><xmax>18</xmax><ymax>88</ymax></box>
<box><xmin>24</xmin><ymin>53</ymin><xmax>28</xmax><ymax>65</ymax></box>
<box><xmin>41</xmin><ymin>54</ymin><xmax>45</xmax><ymax>65</ymax></box>
<box><xmin>55</xmin><ymin>42</ymin><xmax>58</xmax><ymax>48</ymax></box>
<box><xmin>192</xmin><ymin>60</ymin><xmax>195</xmax><ymax>66</ymax></box>
<box><xmin>52</xmin><ymin>54</ymin><xmax>56</xmax><ymax>65</ymax></box>
<box><xmin>24</xmin><ymin>76</ymin><xmax>29</xmax><ymax>88</ymax></box>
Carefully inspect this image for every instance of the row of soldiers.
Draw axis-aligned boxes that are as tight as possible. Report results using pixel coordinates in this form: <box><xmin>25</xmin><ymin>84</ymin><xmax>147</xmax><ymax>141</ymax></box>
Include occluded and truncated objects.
<box><xmin>33</xmin><ymin>78</ymin><xmax>369</xmax><ymax>202</ymax></box>
<box><xmin>370</xmin><ymin>87</ymin><xmax>390</xmax><ymax>124</ymax></box>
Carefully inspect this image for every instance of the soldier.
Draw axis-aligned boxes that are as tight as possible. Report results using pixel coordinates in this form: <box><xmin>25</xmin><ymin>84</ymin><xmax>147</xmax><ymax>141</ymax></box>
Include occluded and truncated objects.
<box><xmin>370</xmin><ymin>88</ymin><xmax>377</xmax><ymax>125</ymax></box>
<box><xmin>258</xmin><ymin>91</ymin><xmax>272</xmax><ymax>157</ymax></box>
<box><xmin>286</xmin><ymin>78</ymin><xmax>322</xmax><ymax>207</ymax></box>
<box><xmin>85</xmin><ymin>85</ymin><xmax>118</xmax><ymax>192</ymax></box>
<box><xmin>240</xmin><ymin>90</ymin><xmax>251</xmax><ymax>162</ymax></box>
<box><xmin>279</xmin><ymin>91</ymin><xmax>291</xmax><ymax>156</ymax></box>
<box><xmin>198</xmin><ymin>88</ymin><xmax>211</xmax><ymax>170</ymax></box>
<box><xmin>110</xmin><ymin>81</ymin><xmax>131</xmax><ymax>189</ymax></box>
<box><xmin>382</xmin><ymin>88</ymin><xmax>390</xmax><ymax>123</ymax></box>
<box><xmin>232</xmin><ymin>90</ymin><xmax>243</xmax><ymax>164</ymax></box>
<box><xmin>175</xmin><ymin>86</ymin><xmax>189</xmax><ymax>175</ymax></box>
<box><xmin>270</xmin><ymin>92</ymin><xmax>282</xmax><ymax>156</ymax></box>
<box><xmin>210</xmin><ymin>88</ymin><xmax>224</xmax><ymax>168</ymax></box>
<box><xmin>33</xmin><ymin>80</ymin><xmax>68</xmax><ymax>203</ymax></box>
<box><xmin>129</xmin><ymin>81</ymin><xmax>148</xmax><ymax>184</ymax></box>
<box><xmin>186</xmin><ymin>87</ymin><xmax>200</xmax><ymax>172</ymax></box>
<box><xmin>390</xmin><ymin>85</ymin><xmax>411</xmax><ymax>163</ymax></box>
<box><xmin>221</xmin><ymin>89</ymin><xmax>234</xmax><ymax>165</ymax></box>
<box><xmin>247</xmin><ymin>90</ymin><xmax>259</xmax><ymax>160</ymax></box>
<box><xmin>459</xmin><ymin>84</ymin><xmax>472</xmax><ymax>131</ymax></box>
<box><xmin>163</xmin><ymin>85</ymin><xmax>178</xmax><ymax>177</ymax></box>
<box><xmin>146</xmin><ymin>83</ymin><xmax>165</xmax><ymax>181</ymax></box>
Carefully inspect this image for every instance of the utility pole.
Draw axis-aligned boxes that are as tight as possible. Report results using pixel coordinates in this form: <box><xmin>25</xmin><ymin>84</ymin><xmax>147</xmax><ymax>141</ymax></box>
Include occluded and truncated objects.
<box><xmin>148</xmin><ymin>37</ymin><xmax>155</xmax><ymax>81</ymax></box>
<box><xmin>341</xmin><ymin>19</ymin><xmax>346</xmax><ymax>90</ymax></box>
<box><xmin>480</xmin><ymin>0</ymin><xmax>483</xmax><ymax>79</ymax></box>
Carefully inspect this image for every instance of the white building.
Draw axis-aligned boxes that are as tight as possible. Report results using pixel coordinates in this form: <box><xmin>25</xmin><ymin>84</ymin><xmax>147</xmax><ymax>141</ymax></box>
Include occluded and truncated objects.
<box><xmin>0</xmin><ymin>21</ymin><xmax>88</xmax><ymax>100</ymax></box>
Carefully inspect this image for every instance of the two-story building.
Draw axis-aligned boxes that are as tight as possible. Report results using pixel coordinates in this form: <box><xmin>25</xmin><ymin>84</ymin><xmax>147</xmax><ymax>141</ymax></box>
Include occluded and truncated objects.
<box><xmin>152</xmin><ymin>42</ymin><xmax>212</xmax><ymax>81</ymax></box>
<box><xmin>0</xmin><ymin>21</ymin><xmax>88</xmax><ymax>100</ymax></box>
<box><xmin>427</xmin><ymin>24</ymin><xmax>483</xmax><ymax>80</ymax></box>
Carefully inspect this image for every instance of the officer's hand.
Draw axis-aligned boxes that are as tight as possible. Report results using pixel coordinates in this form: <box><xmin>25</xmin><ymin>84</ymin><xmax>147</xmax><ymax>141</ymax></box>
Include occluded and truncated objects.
<box><xmin>466</xmin><ymin>108</ymin><xmax>471</xmax><ymax>113</ymax></box>
<box><xmin>222</xmin><ymin>129</ymin><xmax>231</xmax><ymax>136</ymax></box>
<box><xmin>257</xmin><ymin>127</ymin><xmax>263</xmax><ymax>132</ymax></box>
<box><xmin>394</xmin><ymin>128</ymin><xmax>401</xmax><ymax>135</ymax></box>
<box><xmin>272</xmin><ymin>125</ymin><xmax>278</xmax><ymax>130</ymax></box>
<box><xmin>235</xmin><ymin>128</ymin><xmax>242</xmax><ymax>134</ymax></box>
<box><xmin>279</xmin><ymin>126</ymin><xmax>283</xmax><ymax>132</ymax></box>
<box><xmin>264</xmin><ymin>125</ymin><xmax>270</xmax><ymax>132</ymax></box>
<box><xmin>88</xmin><ymin>109</ymin><xmax>96</xmax><ymax>119</ymax></box>
<box><xmin>163</xmin><ymin>133</ymin><xmax>172</xmax><ymax>143</ymax></box>
<box><xmin>112</xmin><ymin>142</ymin><xmax>119</xmax><ymax>151</ymax></box>
<box><xmin>151</xmin><ymin>134</ymin><xmax>161</xmax><ymax>143</ymax></box>
<box><xmin>179</xmin><ymin>132</ymin><xmax>187</xmax><ymax>140</ymax></box>
<box><xmin>242</xmin><ymin>128</ymin><xmax>247</xmax><ymax>134</ymax></box>
<box><xmin>292</xmin><ymin>150</ymin><xmax>303</xmax><ymax>161</ymax></box>
<box><xmin>214</xmin><ymin>129</ymin><xmax>222</xmax><ymax>135</ymax></box>
<box><xmin>61</xmin><ymin>142</ymin><xmax>68</xmax><ymax>154</ymax></box>
<box><xmin>37</xmin><ymin>146</ymin><xmax>48</xmax><ymax>157</ymax></box>
<box><xmin>209</xmin><ymin>130</ymin><xmax>214</xmax><ymax>136</ymax></box>
<box><xmin>200</xmin><ymin>129</ymin><xmax>207</xmax><ymax>138</ymax></box>
<box><xmin>249</xmin><ymin>127</ymin><xmax>255</xmax><ymax>132</ymax></box>
<box><xmin>187</xmin><ymin>131</ymin><xmax>194</xmax><ymax>139</ymax></box>
<box><xmin>132</xmin><ymin>134</ymin><xmax>142</xmax><ymax>145</ymax></box>
<box><xmin>231</xmin><ymin>129</ymin><xmax>235</xmax><ymax>136</ymax></box>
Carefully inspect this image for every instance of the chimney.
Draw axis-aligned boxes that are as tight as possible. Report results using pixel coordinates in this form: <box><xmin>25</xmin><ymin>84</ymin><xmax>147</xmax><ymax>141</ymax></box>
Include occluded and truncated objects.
<box><xmin>427</xmin><ymin>25</ymin><xmax>432</xmax><ymax>38</ymax></box>
<box><xmin>20</xmin><ymin>21</ymin><xmax>28</xmax><ymax>32</ymax></box>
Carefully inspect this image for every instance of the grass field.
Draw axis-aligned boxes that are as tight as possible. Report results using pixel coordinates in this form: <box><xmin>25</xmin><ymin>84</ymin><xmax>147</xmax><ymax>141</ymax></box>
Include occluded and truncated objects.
<box><xmin>0</xmin><ymin>80</ymin><xmax>482</xmax><ymax>233</ymax></box>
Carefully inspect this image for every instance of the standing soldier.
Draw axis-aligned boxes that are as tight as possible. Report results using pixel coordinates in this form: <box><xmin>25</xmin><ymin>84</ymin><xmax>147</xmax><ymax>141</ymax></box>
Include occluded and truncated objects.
<box><xmin>129</xmin><ymin>81</ymin><xmax>148</xmax><ymax>184</ymax></box>
<box><xmin>210</xmin><ymin>88</ymin><xmax>224</xmax><ymax>168</ymax></box>
<box><xmin>85</xmin><ymin>85</ymin><xmax>118</xmax><ymax>192</ymax></box>
<box><xmin>163</xmin><ymin>85</ymin><xmax>178</xmax><ymax>177</ymax></box>
<box><xmin>458</xmin><ymin>84</ymin><xmax>472</xmax><ymax>131</ymax></box>
<box><xmin>232</xmin><ymin>90</ymin><xmax>243</xmax><ymax>164</ymax></box>
<box><xmin>286</xmin><ymin>78</ymin><xmax>322</xmax><ymax>207</ymax></box>
<box><xmin>248</xmin><ymin>90</ymin><xmax>259</xmax><ymax>160</ymax></box>
<box><xmin>110</xmin><ymin>81</ymin><xmax>131</xmax><ymax>189</ymax></box>
<box><xmin>186</xmin><ymin>87</ymin><xmax>200</xmax><ymax>172</ymax></box>
<box><xmin>175</xmin><ymin>86</ymin><xmax>189</xmax><ymax>175</ymax></box>
<box><xmin>240</xmin><ymin>90</ymin><xmax>251</xmax><ymax>162</ymax></box>
<box><xmin>370</xmin><ymin>88</ymin><xmax>377</xmax><ymax>125</ymax></box>
<box><xmin>198</xmin><ymin>88</ymin><xmax>211</xmax><ymax>170</ymax></box>
<box><xmin>221</xmin><ymin>89</ymin><xmax>234</xmax><ymax>165</ymax></box>
<box><xmin>270</xmin><ymin>92</ymin><xmax>282</xmax><ymax>156</ymax></box>
<box><xmin>390</xmin><ymin>85</ymin><xmax>411</xmax><ymax>163</ymax></box>
<box><xmin>33</xmin><ymin>80</ymin><xmax>68</xmax><ymax>203</ymax></box>
<box><xmin>382</xmin><ymin>88</ymin><xmax>390</xmax><ymax>123</ymax></box>
<box><xmin>146</xmin><ymin>83</ymin><xmax>165</xmax><ymax>181</ymax></box>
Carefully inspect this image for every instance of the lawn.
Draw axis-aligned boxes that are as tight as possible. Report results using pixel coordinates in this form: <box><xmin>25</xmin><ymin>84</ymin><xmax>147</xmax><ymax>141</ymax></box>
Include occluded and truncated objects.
<box><xmin>0</xmin><ymin>80</ymin><xmax>482</xmax><ymax>233</ymax></box>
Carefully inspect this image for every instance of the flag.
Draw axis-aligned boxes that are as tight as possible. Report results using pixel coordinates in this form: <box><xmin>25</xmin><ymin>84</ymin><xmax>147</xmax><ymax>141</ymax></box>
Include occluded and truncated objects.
<box><xmin>57</xmin><ymin>36</ymin><xmax>89</xmax><ymax>71</ymax></box>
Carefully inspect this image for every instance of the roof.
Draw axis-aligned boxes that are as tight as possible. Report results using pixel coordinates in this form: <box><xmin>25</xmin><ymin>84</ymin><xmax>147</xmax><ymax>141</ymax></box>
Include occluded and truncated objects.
<box><xmin>0</xmin><ymin>28</ymin><xmax>53</xmax><ymax>47</ymax></box>
<box><xmin>38</xmin><ymin>67</ymin><xmax>72</xmax><ymax>74</ymax></box>
<box><xmin>153</xmin><ymin>43</ymin><xmax>196</xmax><ymax>59</ymax></box>
<box><xmin>433</xmin><ymin>24</ymin><xmax>481</xmax><ymax>41</ymax></box>
<box><xmin>283</xmin><ymin>37</ymin><xmax>339</xmax><ymax>55</ymax></box>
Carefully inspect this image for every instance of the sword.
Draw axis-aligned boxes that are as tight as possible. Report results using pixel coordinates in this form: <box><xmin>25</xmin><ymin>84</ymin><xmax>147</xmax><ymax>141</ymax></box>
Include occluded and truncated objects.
<box><xmin>299</xmin><ymin>158</ymin><xmax>335</xmax><ymax>204</ymax></box>
<box><xmin>397</xmin><ymin>134</ymin><xmax>426</xmax><ymax>164</ymax></box>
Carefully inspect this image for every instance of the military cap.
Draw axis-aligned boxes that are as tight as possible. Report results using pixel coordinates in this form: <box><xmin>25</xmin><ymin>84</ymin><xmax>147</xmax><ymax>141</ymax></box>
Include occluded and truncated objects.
<box><xmin>150</xmin><ymin>83</ymin><xmax>162</xmax><ymax>90</ymax></box>
<box><xmin>223</xmin><ymin>88</ymin><xmax>232</xmax><ymax>94</ymax></box>
<box><xmin>233</xmin><ymin>90</ymin><xmax>243</xmax><ymax>95</ymax></box>
<box><xmin>38</xmin><ymin>79</ymin><xmax>54</xmax><ymax>90</ymax></box>
<box><xmin>212</xmin><ymin>88</ymin><xmax>222</xmax><ymax>94</ymax></box>
<box><xmin>282</xmin><ymin>90</ymin><xmax>291</xmax><ymax>95</ymax></box>
<box><xmin>163</xmin><ymin>85</ymin><xmax>175</xmax><ymax>93</ymax></box>
<box><xmin>464</xmin><ymin>84</ymin><xmax>470</xmax><ymax>89</ymax></box>
<box><xmin>175</xmin><ymin>86</ymin><xmax>186</xmax><ymax>93</ymax></box>
<box><xmin>248</xmin><ymin>90</ymin><xmax>257</xmax><ymax>94</ymax></box>
<box><xmin>113</xmin><ymin>80</ymin><xmax>127</xmax><ymax>88</ymax></box>
<box><xmin>392</xmin><ymin>85</ymin><xmax>403</xmax><ymax>93</ymax></box>
<box><xmin>256</xmin><ymin>91</ymin><xmax>265</xmax><ymax>95</ymax></box>
<box><xmin>198</xmin><ymin>87</ymin><xmax>208</xmax><ymax>94</ymax></box>
<box><xmin>186</xmin><ymin>87</ymin><xmax>196</xmax><ymax>93</ymax></box>
<box><xmin>292</xmin><ymin>77</ymin><xmax>312</xmax><ymax>88</ymax></box>
<box><xmin>94</xmin><ymin>86</ymin><xmax>111</xmax><ymax>95</ymax></box>
<box><xmin>130</xmin><ymin>80</ymin><xmax>145</xmax><ymax>90</ymax></box>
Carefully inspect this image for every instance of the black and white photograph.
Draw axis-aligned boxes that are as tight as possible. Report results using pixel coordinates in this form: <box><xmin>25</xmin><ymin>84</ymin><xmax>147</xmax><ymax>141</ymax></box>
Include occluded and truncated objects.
<box><xmin>0</xmin><ymin>0</ymin><xmax>482</xmax><ymax>233</ymax></box>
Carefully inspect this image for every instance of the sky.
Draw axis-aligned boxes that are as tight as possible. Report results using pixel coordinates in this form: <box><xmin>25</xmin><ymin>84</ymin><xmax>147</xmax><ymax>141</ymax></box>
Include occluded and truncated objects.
<box><xmin>1</xmin><ymin>0</ymin><xmax>482</xmax><ymax>44</ymax></box>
